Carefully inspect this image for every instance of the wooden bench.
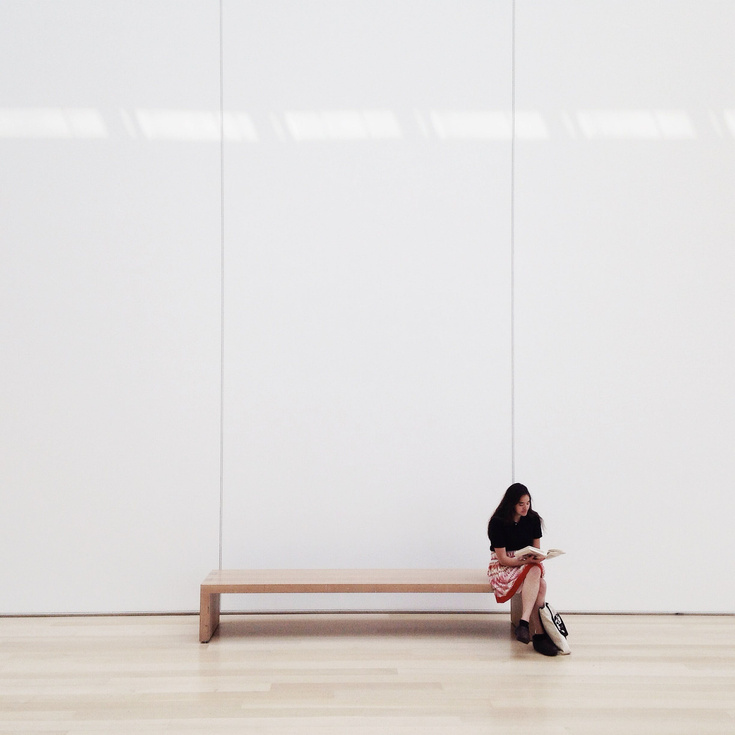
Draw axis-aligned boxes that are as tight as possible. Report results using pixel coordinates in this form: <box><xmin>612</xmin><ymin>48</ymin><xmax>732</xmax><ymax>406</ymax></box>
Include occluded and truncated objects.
<box><xmin>200</xmin><ymin>569</ymin><xmax>522</xmax><ymax>642</ymax></box>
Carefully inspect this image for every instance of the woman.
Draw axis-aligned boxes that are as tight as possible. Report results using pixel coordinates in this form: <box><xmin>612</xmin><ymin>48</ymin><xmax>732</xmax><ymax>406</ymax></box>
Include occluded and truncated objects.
<box><xmin>487</xmin><ymin>483</ymin><xmax>557</xmax><ymax>656</ymax></box>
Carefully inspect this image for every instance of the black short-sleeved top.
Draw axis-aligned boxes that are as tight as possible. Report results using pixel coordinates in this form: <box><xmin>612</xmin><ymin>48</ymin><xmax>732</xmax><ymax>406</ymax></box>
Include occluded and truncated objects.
<box><xmin>488</xmin><ymin>513</ymin><xmax>542</xmax><ymax>552</ymax></box>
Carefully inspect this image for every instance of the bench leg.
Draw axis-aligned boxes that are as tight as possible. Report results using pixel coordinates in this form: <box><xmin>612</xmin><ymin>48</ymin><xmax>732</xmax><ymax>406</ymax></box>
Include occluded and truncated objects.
<box><xmin>200</xmin><ymin>589</ymin><xmax>221</xmax><ymax>643</ymax></box>
<box><xmin>510</xmin><ymin>592</ymin><xmax>522</xmax><ymax>633</ymax></box>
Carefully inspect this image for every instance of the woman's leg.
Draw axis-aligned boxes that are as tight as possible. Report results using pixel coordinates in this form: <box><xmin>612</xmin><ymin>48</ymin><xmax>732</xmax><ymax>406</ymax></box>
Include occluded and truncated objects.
<box><xmin>520</xmin><ymin>565</ymin><xmax>542</xmax><ymax>623</ymax></box>
<box><xmin>530</xmin><ymin>577</ymin><xmax>547</xmax><ymax>636</ymax></box>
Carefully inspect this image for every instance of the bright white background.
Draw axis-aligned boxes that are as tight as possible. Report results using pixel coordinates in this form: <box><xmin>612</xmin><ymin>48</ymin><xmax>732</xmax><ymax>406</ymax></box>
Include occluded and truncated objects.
<box><xmin>1</xmin><ymin>0</ymin><xmax>733</xmax><ymax>614</ymax></box>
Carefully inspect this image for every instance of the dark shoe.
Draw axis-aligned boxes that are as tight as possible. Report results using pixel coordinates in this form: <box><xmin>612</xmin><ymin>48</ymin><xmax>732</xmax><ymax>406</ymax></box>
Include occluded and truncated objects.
<box><xmin>515</xmin><ymin>621</ymin><xmax>531</xmax><ymax>644</ymax></box>
<box><xmin>533</xmin><ymin>633</ymin><xmax>558</xmax><ymax>657</ymax></box>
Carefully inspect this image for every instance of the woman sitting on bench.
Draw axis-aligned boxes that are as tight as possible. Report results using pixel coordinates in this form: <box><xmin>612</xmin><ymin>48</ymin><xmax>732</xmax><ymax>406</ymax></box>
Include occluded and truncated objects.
<box><xmin>487</xmin><ymin>482</ymin><xmax>558</xmax><ymax>657</ymax></box>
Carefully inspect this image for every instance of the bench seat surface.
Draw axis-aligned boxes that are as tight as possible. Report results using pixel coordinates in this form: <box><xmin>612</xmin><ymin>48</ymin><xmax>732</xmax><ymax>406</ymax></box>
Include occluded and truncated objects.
<box><xmin>202</xmin><ymin>569</ymin><xmax>493</xmax><ymax>593</ymax></box>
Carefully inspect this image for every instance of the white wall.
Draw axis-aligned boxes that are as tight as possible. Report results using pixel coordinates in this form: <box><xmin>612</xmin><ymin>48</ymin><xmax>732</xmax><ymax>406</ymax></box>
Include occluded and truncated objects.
<box><xmin>514</xmin><ymin>0</ymin><xmax>735</xmax><ymax>612</ymax></box>
<box><xmin>1</xmin><ymin>1</ymin><xmax>733</xmax><ymax>614</ymax></box>
<box><xmin>0</xmin><ymin>1</ymin><xmax>222</xmax><ymax>613</ymax></box>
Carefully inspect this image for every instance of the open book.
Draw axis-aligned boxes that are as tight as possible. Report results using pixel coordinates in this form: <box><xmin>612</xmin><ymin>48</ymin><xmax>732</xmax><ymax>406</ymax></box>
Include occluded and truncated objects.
<box><xmin>514</xmin><ymin>546</ymin><xmax>565</xmax><ymax>560</ymax></box>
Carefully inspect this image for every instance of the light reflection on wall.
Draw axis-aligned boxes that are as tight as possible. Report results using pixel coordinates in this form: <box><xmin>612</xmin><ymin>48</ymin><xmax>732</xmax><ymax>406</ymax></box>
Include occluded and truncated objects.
<box><xmin>284</xmin><ymin>110</ymin><xmax>402</xmax><ymax>140</ymax></box>
<box><xmin>429</xmin><ymin>110</ymin><xmax>549</xmax><ymax>140</ymax></box>
<box><xmin>576</xmin><ymin>110</ymin><xmax>696</xmax><ymax>140</ymax></box>
<box><xmin>1</xmin><ymin>107</ymin><xmax>732</xmax><ymax>142</ymax></box>
<box><xmin>135</xmin><ymin>109</ymin><xmax>259</xmax><ymax>141</ymax></box>
<box><xmin>0</xmin><ymin>108</ymin><xmax>108</xmax><ymax>139</ymax></box>
<box><xmin>723</xmin><ymin>111</ymin><xmax>735</xmax><ymax>137</ymax></box>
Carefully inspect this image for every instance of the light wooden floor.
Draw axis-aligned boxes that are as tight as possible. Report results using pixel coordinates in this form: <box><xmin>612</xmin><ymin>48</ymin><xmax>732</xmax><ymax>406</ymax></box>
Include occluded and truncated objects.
<box><xmin>1</xmin><ymin>613</ymin><xmax>734</xmax><ymax>735</ymax></box>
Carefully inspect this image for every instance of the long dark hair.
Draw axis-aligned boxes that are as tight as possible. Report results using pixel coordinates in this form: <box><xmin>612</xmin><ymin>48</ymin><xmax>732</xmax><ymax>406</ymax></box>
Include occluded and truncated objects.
<box><xmin>490</xmin><ymin>482</ymin><xmax>543</xmax><ymax>526</ymax></box>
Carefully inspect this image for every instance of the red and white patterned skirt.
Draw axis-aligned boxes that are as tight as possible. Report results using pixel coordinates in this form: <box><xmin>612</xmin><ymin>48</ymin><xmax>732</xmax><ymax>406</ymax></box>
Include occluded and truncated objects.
<box><xmin>487</xmin><ymin>551</ymin><xmax>545</xmax><ymax>603</ymax></box>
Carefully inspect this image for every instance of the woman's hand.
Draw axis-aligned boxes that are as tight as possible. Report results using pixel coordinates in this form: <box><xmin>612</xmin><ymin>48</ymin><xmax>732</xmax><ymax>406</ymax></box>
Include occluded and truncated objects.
<box><xmin>495</xmin><ymin>547</ymin><xmax>526</xmax><ymax>567</ymax></box>
<box><xmin>518</xmin><ymin>540</ymin><xmax>544</xmax><ymax>564</ymax></box>
<box><xmin>520</xmin><ymin>552</ymin><xmax>543</xmax><ymax>563</ymax></box>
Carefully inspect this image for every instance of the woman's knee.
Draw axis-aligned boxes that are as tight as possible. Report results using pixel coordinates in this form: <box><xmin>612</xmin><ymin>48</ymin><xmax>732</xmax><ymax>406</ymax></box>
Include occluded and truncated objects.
<box><xmin>526</xmin><ymin>564</ymin><xmax>542</xmax><ymax>581</ymax></box>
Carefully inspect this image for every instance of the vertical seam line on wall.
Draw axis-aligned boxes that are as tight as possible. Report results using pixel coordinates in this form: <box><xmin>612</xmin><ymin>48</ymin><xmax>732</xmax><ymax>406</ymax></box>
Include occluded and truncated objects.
<box><xmin>510</xmin><ymin>0</ymin><xmax>516</xmax><ymax>483</ymax></box>
<box><xmin>218</xmin><ymin>0</ymin><xmax>225</xmax><ymax>571</ymax></box>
